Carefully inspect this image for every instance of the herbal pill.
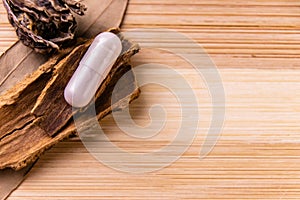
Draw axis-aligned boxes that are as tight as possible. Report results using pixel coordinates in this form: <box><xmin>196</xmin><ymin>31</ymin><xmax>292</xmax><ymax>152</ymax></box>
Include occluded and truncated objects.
<box><xmin>64</xmin><ymin>32</ymin><xmax>122</xmax><ymax>107</ymax></box>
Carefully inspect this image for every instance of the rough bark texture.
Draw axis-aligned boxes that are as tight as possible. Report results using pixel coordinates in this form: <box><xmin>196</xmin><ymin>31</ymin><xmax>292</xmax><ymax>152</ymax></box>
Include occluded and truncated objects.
<box><xmin>0</xmin><ymin>32</ymin><xmax>140</xmax><ymax>170</ymax></box>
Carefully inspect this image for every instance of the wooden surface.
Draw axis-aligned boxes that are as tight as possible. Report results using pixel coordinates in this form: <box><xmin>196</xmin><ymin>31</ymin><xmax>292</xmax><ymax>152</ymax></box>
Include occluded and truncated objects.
<box><xmin>1</xmin><ymin>0</ymin><xmax>300</xmax><ymax>199</ymax></box>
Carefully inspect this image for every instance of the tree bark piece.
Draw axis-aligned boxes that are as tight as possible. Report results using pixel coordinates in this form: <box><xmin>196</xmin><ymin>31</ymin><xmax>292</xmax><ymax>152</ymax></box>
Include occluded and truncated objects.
<box><xmin>31</xmin><ymin>33</ymin><xmax>139</xmax><ymax>137</ymax></box>
<box><xmin>0</xmin><ymin>49</ymin><xmax>73</xmax><ymax>141</ymax></box>
<box><xmin>0</xmin><ymin>33</ymin><xmax>140</xmax><ymax>170</ymax></box>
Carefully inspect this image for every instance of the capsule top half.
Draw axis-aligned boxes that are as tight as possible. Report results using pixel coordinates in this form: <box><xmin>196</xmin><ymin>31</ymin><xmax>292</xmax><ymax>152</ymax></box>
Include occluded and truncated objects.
<box><xmin>64</xmin><ymin>32</ymin><xmax>122</xmax><ymax>108</ymax></box>
<box><xmin>80</xmin><ymin>32</ymin><xmax>122</xmax><ymax>74</ymax></box>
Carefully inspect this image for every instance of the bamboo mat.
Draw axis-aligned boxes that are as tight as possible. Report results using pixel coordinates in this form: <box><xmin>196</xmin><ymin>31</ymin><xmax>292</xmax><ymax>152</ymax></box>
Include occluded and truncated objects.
<box><xmin>1</xmin><ymin>0</ymin><xmax>300</xmax><ymax>199</ymax></box>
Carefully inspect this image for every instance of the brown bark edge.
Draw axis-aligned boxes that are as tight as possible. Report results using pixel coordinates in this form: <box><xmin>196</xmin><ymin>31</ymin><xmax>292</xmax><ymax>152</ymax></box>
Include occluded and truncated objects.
<box><xmin>0</xmin><ymin>30</ymin><xmax>140</xmax><ymax>170</ymax></box>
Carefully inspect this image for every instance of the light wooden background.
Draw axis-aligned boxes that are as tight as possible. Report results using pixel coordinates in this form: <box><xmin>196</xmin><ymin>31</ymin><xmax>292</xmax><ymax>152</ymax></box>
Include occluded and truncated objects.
<box><xmin>1</xmin><ymin>0</ymin><xmax>300</xmax><ymax>199</ymax></box>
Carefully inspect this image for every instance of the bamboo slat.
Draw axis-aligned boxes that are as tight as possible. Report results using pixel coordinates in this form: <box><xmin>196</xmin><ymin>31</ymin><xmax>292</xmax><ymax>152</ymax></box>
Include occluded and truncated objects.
<box><xmin>1</xmin><ymin>0</ymin><xmax>300</xmax><ymax>199</ymax></box>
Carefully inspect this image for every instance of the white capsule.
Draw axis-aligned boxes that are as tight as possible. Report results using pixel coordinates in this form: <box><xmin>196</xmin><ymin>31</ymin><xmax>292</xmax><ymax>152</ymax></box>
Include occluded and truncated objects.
<box><xmin>64</xmin><ymin>32</ymin><xmax>122</xmax><ymax>107</ymax></box>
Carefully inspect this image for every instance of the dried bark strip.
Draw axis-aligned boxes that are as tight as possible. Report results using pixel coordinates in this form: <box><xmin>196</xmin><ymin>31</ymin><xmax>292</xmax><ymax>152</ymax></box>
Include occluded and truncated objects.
<box><xmin>32</xmin><ymin>34</ymin><xmax>140</xmax><ymax>137</ymax></box>
<box><xmin>0</xmin><ymin>48</ymin><xmax>73</xmax><ymax>140</ymax></box>
<box><xmin>30</xmin><ymin>40</ymin><xmax>91</xmax><ymax>136</ymax></box>
<box><xmin>0</xmin><ymin>68</ymin><xmax>139</xmax><ymax>170</ymax></box>
<box><xmin>0</xmin><ymin>34</ymin><xmax>140</xmax><ymax>170</ymax></box>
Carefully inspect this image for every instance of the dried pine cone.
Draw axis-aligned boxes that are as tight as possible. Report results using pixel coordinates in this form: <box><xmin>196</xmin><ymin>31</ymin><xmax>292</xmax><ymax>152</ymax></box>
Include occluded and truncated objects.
<box><xmin>2</xmin><ymin>0</ymin><xmax>87</xmax><ymax>53</ymax></box>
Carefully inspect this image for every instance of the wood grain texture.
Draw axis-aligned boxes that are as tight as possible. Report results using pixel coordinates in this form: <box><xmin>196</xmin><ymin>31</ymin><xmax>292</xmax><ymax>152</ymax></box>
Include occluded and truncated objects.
<box><xmin>1</xmin><ymin>0</ymin><xmax>300</xmax><ymax>199</ymax></box>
